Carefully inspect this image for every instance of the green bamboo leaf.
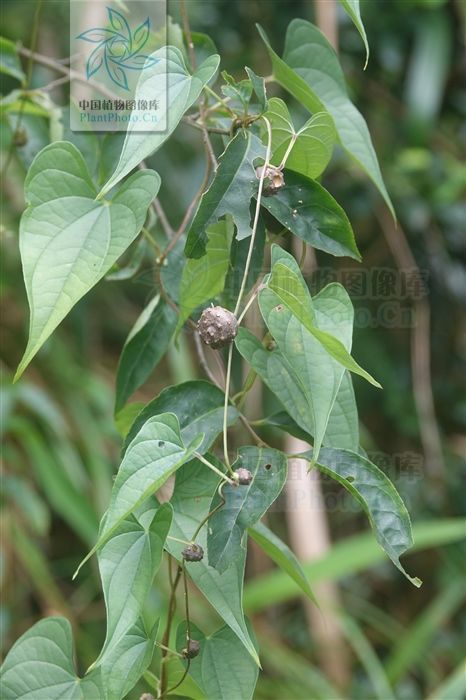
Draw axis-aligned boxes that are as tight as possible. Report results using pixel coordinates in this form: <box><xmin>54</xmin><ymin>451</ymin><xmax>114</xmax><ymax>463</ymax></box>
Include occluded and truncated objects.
<box><xmin>176</xmin><ymin>622</ymin><xmax>259</xmax><ymax>700</ymax></box>
<box><xmin>260</xmin><ymin>170</ymin><xmax>361</xmax><ymax>260</ymax></box>
<box><xmin>300</xmin><ymin>445</ymin><xmax>422</xmax><ymax>586</ymax></box>
<box><xmin>257</xmin><ymin>21</ymin><xmax>394</xmax><ymax>216</ymax></box>
<box><xmin>123</xmin><ymin>380</ymin><xmax>239</xmax><ymax>456</ymax></box>
<box><xmin>0</xmin><ymin>617</ymin><xmax>103</xmax><ymax>699</ymax></box>
<box><xmin>185</xmin><ymin>130</ymin><xmax>265</xmax><ymax>258</ymax></box>
<box><xmin>207</xmin><ymin>447</ymin><xmax>287</xmax><ymax>572</ymax></box>
<box><xmin>96</xmin><ymin>503</ymin><xmax>172</xmax><ymax>658</ymax></box>
<box><xmin>178</xmin><ymin>217</ymin><xmax>234</xmax><ymax>330</ymax></box>
<box><xmin>262</xmin><ymin>97</ymin><xmax>336</xmax><ymax>178</ymax></box>
<box><xmin>74</xmin><ymin>413</ymin><xmax>202</xmax><ymax>577</ymax></box>
<box><xmin>100</xmin><ymin>48</ymin><xmax>220</xmax><ymax>195</ymax></box>
<box><xmin>99</xmin><ymin>619</ymin><xmax>158</xmax><ymax>700</ymax></box>
<box><xmin>267</xmin><ymin>254</ymin><xmax>381</xmax><ymax>387</ymax></box>
<box><xmin>338</xmin><ymin>0</ymin><xmax>370</xmax><ymax>68</ymax></box>
<box><xmin>115</xmin><ymin>296</ymin><xmax>177</xmax><ymax>413</ymax></box>
<box><xmin>15</xmin><ymin>142</ymin><xmax>159</xmax><ymax>380</ymax></box>
<box><xmin>244</xmin><ymin>520</ymin><xmax>465</xmax><ymax>611</ymax></box>
<box><xmin>248</xmin><ymin>522</ymin><xmax>315</xmax><ymax>601</ymax></box>
<box><xmin>166</xmin><ymin>458</ymin><xmax>260</xmax><ymax>665</ymax></box>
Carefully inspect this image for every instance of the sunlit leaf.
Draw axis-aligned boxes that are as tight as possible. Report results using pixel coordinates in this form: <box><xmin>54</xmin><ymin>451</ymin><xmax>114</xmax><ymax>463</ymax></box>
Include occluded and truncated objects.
<box><xmin>0</xmin><ymin>617</ymin><xmax>103</xmax><ymax>699</ymax></box>
<box><xmin>257</xmin><ymin>21</ymin><xmax>394</xmax><ymax>216</ymax></box>
<box><xmin>74</xmin><ymin>413</ymin><xmax>201</xmax><ymax>576</ymax></box>
<box><xmin>262</xmin><ymin>97</ymin><xmax>335</xmax><ymax>178</ymax></box>
<box><xmin>15</xmin><ymin>142</ymin><xmax>159</xmax><ymax>380</ymax></box>
<box><xmin>101</xmin><ymin>47</ymin><xmax>220</xmax><ymax>195</ymax></box>
<box><xmin>97</xmin><ymin>503</ymin><xmax>172</xmax><ymax>657</ymax></box>
<box><xmin>123</xmin><ymin>380</ymin><xmax>239</xmax><ymax>456</ymax></box>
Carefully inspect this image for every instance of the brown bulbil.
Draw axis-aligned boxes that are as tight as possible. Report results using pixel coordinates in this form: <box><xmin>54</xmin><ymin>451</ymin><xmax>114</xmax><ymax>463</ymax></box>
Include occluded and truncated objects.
<box><xmin>182</xmin><ymin>638</ymin><xmax>201</xmax><ymax>659</ymax></box>
<box><xmin>181</xmin><ymin>543</ymin><xmax>204</xmax><ymax>562</ymax></box>
<box><xmin>234</xmin><ymin>468</ymin><xmax>253</xmax><ymax>485</ymax></box>
<box><xmin>197</xmin><ymin>306</ymin><xmax>238</xmax><ymax>350</ymax></box>
<box><xmin>256</xmin><ymin>164</ymin><xmax>285</xmax><ymax>195</ymax></box>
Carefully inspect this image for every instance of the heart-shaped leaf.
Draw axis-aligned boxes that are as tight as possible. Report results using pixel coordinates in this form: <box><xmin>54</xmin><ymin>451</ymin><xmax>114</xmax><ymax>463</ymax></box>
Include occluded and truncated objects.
<box><xmin>15</xmin><ymin>141</ymin><xmax>159</xmax><ymax>380</ymax></box>
<box><xmin>99</xmin><ymin>619</ymin><xmax>158</xmax><ymax>700</ymax></box>
<box><xmin>101</xmin><ymin>47</ymin><xmax>220</xmax><ymax>195</ymax></box>
<box><xmin>74</xmin><ymin>413</ymin><xmax>202</xmax><ymax>577</ymax></box>
<box><xmin>97</xmin><ymin>503</ymin><xmax>172</xmax><ymax>657</ymax></box>
<box><xmin>0</xmin><ymin>617</ymin><xmax>103</xmax><ymax>699</ymax></box>
<box><xmin>257</xmin><ymin>21</ymin><xmax>393</xmax><ymax>216</ymax></box>
<box><xmin>185</xmin><ymin>130</ymin><xmax>265</xmax><ymax>259</ymax></box>
<box><xmin>262</xmin><ymin>97</ymin><xmax>336</xmax><ymax>178</ymax></box>
<box><xmin>176</xmin><ymin>622</ymin><xmax>259</xmax><ymax>700</ymax></box>
<box><xmin>300</xmin><ymin>446</ymin><xmax>422</xmax><ymax>587</ymax></box>
<box><xmin>166</xmin><ymin>458</ymin><xmax>259</xmax><ymax>665</ymax></box>
<box><xmin>123</xmin><ymin>380</ymin><xmax>239</xmax><ymax>456</ymax></box>
<box><xmin>260</xmin><ymin>170</ymin><xmax>361</xmax><ymax>260</ymax></box>
<box><xmin>207</xmin><ymin>447</ymin><xmax>287</xmax><ymax>572</ymax></box>
<box><xmin>266</xmin><ymin>247</ymin><xmax>380</xmax><ymax>387</ymax></box>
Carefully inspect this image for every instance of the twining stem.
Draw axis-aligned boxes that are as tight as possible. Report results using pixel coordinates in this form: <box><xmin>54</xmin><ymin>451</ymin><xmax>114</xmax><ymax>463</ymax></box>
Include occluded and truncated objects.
<box><xmin>194</xmin><ymin>452</ymin><xmax>236</xmax><ymax>482</ymax></box>
<box><xmin>160</xmin><ymin>559</ymin><xmax>182</xmax><ymax>694</ymax></box>
<box><xmin>222</xmin><ymin>117</ymin><xmax>273</xmax><ymax>469</ymax></box>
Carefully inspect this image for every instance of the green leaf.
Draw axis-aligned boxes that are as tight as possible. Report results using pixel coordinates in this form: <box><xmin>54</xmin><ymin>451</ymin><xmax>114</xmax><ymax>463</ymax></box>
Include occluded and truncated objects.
<box><xmin>260</xmin><ymin>169</ymin><xmax>361</xmax><ymax>260</ymax></box>
<box><xmin>123</xmin><ymin>380</ymin><xmax>239</xmax><ymax>456</ymax></box>
<box><xmin>223</xmin><ymin>211</ymin><xmax>265</xmax><ymax>308</ymax></box>
<box><xmin>176</xmin><ymin>622</ymin><xmax>259</xmax><ymax>700</ymax></box>
<box><xmin>166</xmin><ymin>458</ymin><xmax>259</xmax><ymax>665</ymax></box>
<box><xmin>115</xmin><ymin>296</ymin><xmax>177</xmax><ymax>413</ymax></box>
<box><xmin>236</xmin><ymin>329</ymin><xmax>359</xmax><ymax>453</ymax></box>
<box><xmin>100</xmin><ymin>48</ymin><xmax>220</xmax><ymax>195</ymax></box>
<box><xmin>338</xmin><ymin>0</ymin><xmax>370</xmax><ymax>69</ymax></box>
<box><xmin>267</xmin><ymin>251</ymin><xmax>381</xmax><ymax>387</ymax></box>
<box><xmin>248</xmin><ymin>522</ymin><xmax>315</xmax><ymax>601</ymax></box>
<box><xmin>15</xmin><ymin>142</ymin><xmax>159</xmax><ymax>380</ymax></box>
<box><xmin>300</xmin><ymin>445</ymin><xmax>422</xmax><ymax>586</ymax></box>
<box><xmin>0</xmin><ymin>37</ymin><xmax>25</xmax><ymax>82</ymax></box>
<box><xmin>245</xmin><ymin>67</ymin><xmax>267</xmax><ymax>112</ymax></box>
<box><xmin>105</xmin><ymin>236</ymin><xmax>147</xmax><ymax>281</ymax></box>
<box><xmin>262</xmin><ymin>98</ymin><xmax>335</xmax><ymax>178</ymax></box>
<box><xmin>0</xmin><ymin>617</ymin><xmax>103</xmax><ymax>699</ymax></box>
<box><xmin>178</xmin><ymin>217</ymin><xmax>234</xmax><ymax>330</ymax></box>
<box><xmin>207</xmin><ymin>447</ymin><xmax>287</xmax><ymax>572</ymax></box>
<box><xmin>99</xmin><ymin>618</ymin><xmax>158</xmax><ymax>700</ymax></box>
<box><xmin>257</xmin><ymin>21</ymin><xmax>394</xmax><ymax>216</ymax></box>
<box><xmin>221</xmin><ymin>70</ymin><xmax>253</xmax><ymax>110</ymax></box>
<box><xmin>185</xmin><ymin>130</ymin><xmax>265</xmax><ymax>258</ymax></box>
<box><xmin>97</xmin><ymin>503</ymin><xmax>172</xmax><ymax>657</ymax></box>
<box><xmin>74</xmin><ymin>413</ymin><xmax>201</xmax><ymax>577</ymax></box>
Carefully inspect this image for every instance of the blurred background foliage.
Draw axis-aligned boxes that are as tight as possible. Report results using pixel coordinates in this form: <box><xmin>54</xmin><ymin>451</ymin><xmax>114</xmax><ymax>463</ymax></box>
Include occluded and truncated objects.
<box><xmin>1</xmin><ymin>0</ymin><xmax>465</xmax><ymax>698</ymax></box>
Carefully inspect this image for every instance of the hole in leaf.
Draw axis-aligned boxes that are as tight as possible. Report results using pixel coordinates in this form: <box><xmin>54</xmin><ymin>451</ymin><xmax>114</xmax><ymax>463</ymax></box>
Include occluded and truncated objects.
<box><xmin>346</xmin><ymin>475</ymin><xmax>355</xmax><ymax>482</ymax></box>
<box><xmin>264</xmin><ymin>463</ymin><xmax>272</xmax><ymax>471</ymax></box>
<box><xmin>158</xmin><ymin>440</ymin><xmax>165</xmax><ymax>447</ymax></box>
